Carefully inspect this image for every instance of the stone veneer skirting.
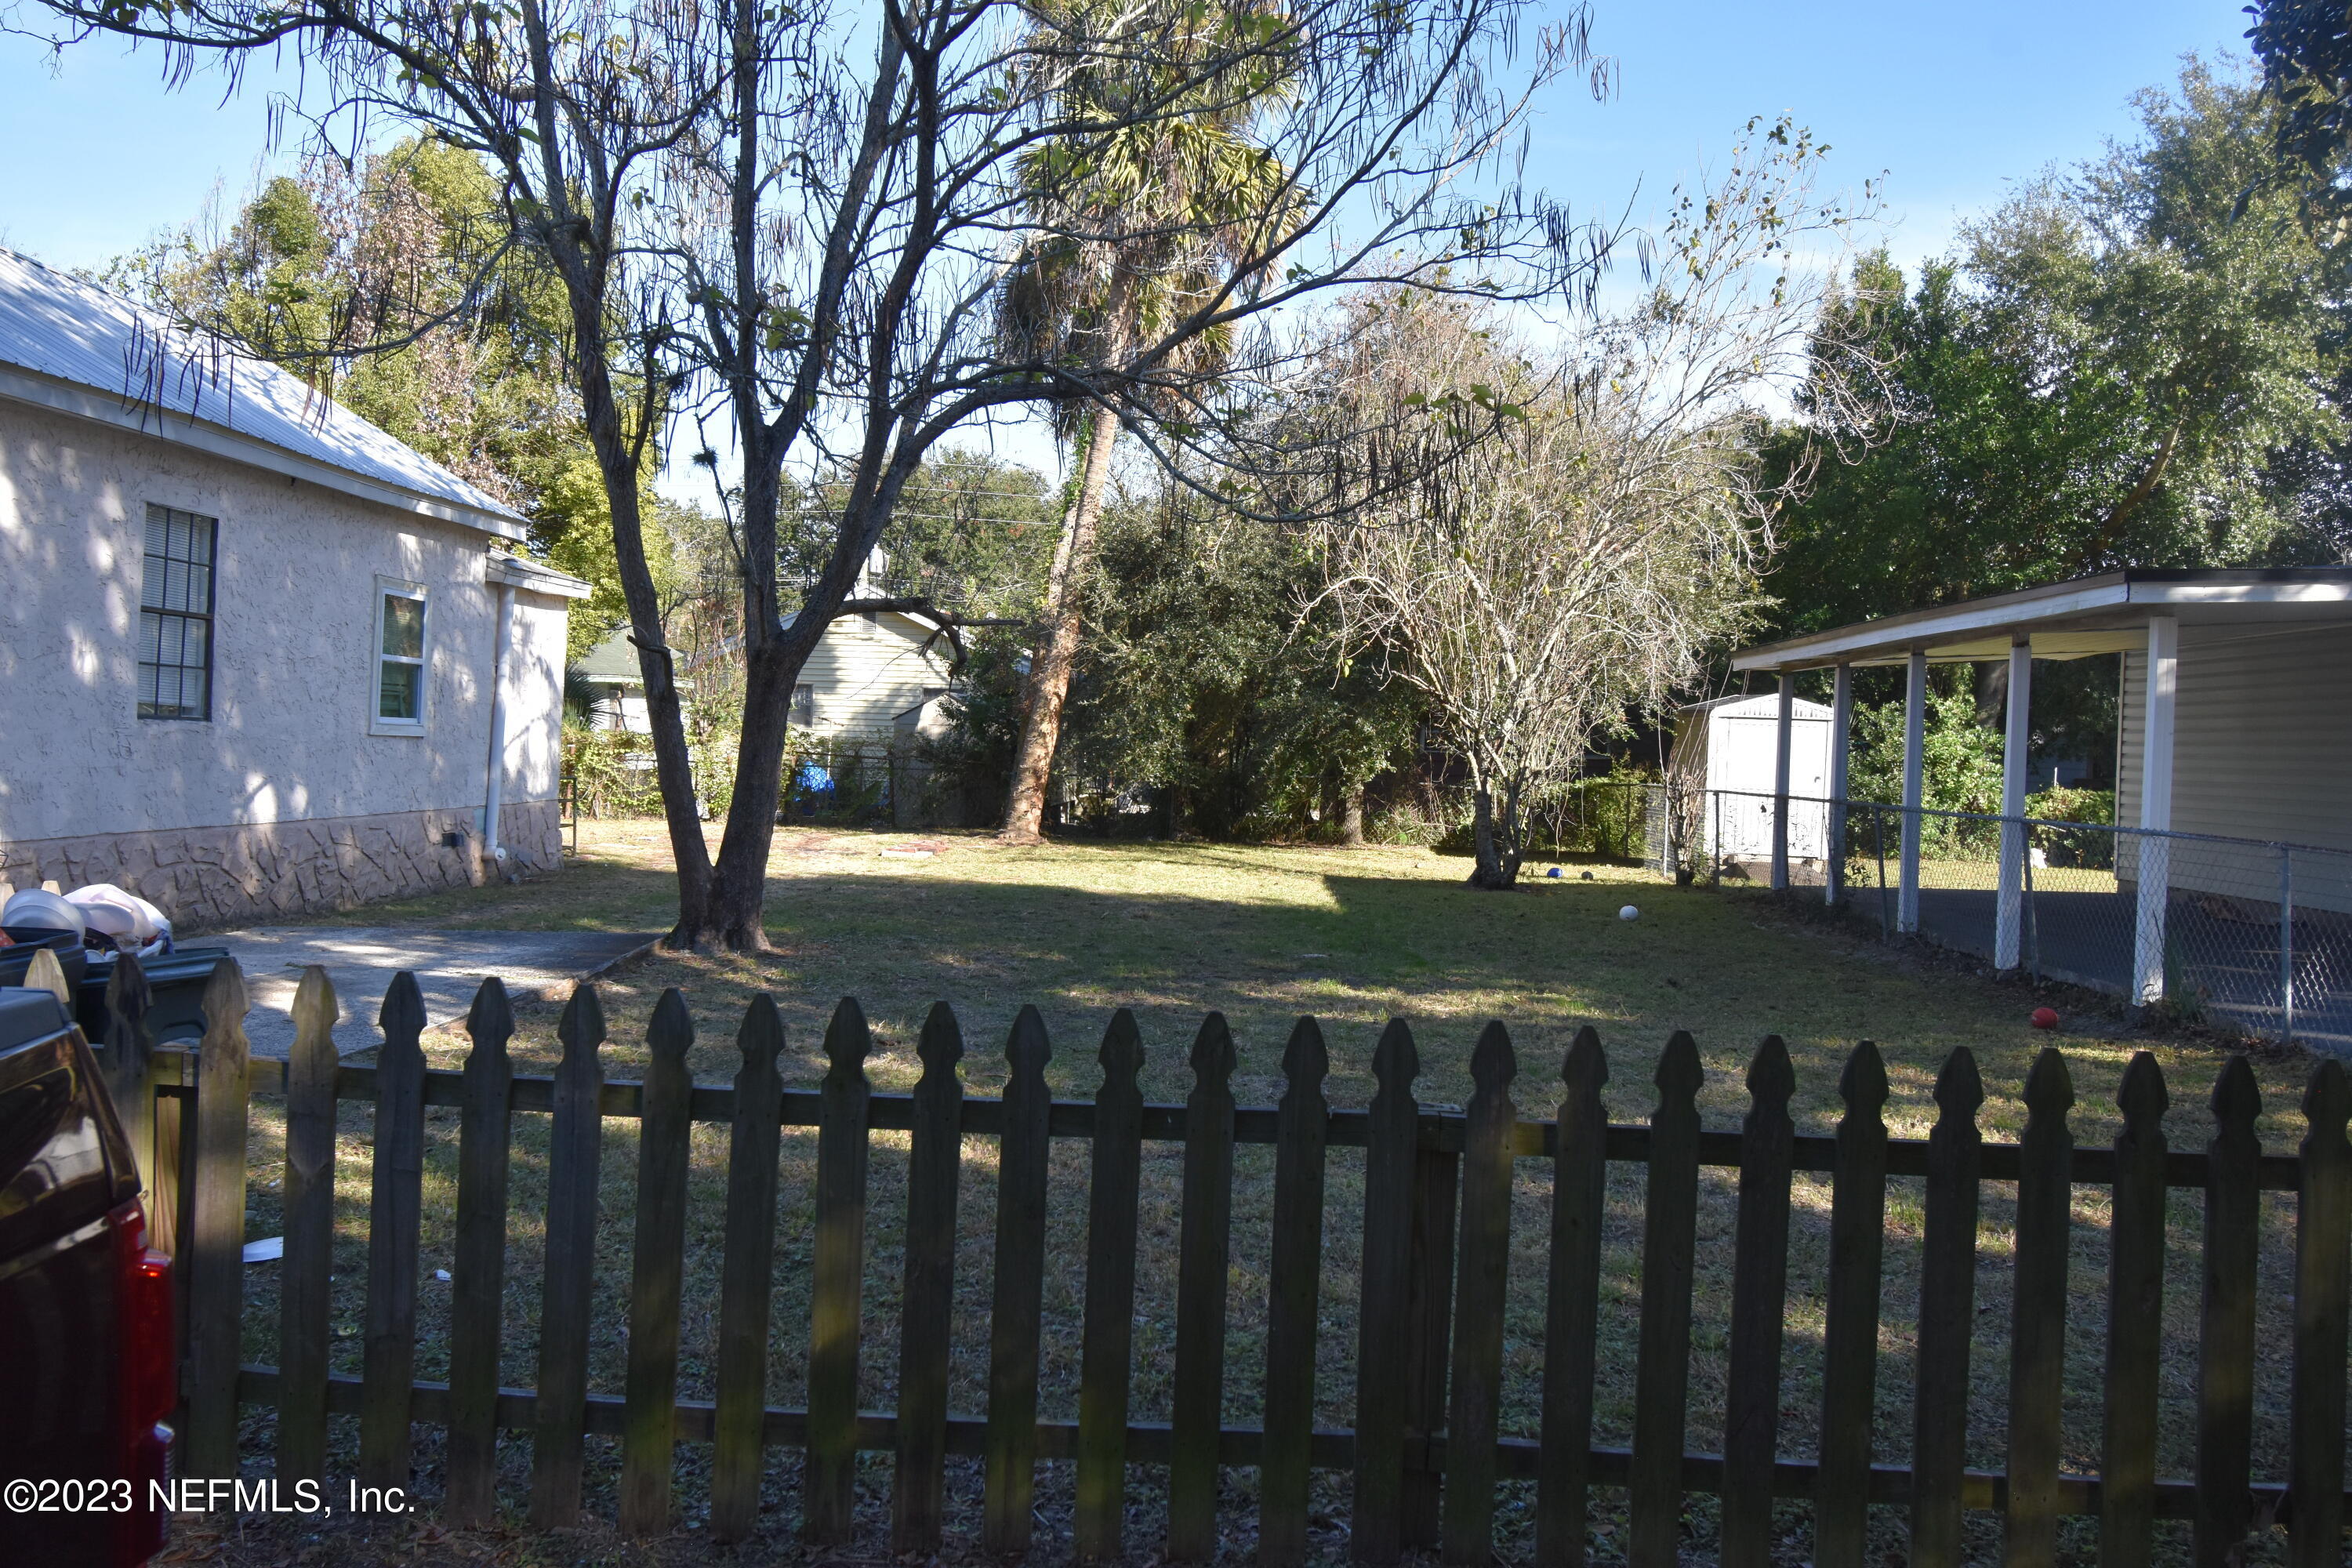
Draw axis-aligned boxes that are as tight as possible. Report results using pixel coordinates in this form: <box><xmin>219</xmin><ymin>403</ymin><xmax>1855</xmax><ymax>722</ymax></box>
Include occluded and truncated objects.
<box><xmin>0</xmin><ymin>799</ymin><xmax>562</xmax><ymax>929</ymax></box>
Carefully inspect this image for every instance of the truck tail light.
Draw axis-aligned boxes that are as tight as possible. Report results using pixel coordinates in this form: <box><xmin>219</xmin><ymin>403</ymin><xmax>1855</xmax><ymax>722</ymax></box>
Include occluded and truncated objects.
<box><xmin>111</xmin><ymin>1200</ymin><xmax>172</xmax><ymax>1567</ymax></box>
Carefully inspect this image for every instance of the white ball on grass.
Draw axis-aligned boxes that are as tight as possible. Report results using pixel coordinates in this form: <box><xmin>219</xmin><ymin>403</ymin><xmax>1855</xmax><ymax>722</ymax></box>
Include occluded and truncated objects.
<box><xmin>1618</xmin><ymin>905</ymin><xmax>1640</xmax><ymax>921</ymax></box>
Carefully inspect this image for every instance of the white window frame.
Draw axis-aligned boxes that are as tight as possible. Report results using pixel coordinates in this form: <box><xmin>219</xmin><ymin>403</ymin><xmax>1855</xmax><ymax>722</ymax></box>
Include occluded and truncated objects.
<box><xmin>370</xmin><ymin>576</ymin><xmax>430</xmax><ymax>737</ymax></box>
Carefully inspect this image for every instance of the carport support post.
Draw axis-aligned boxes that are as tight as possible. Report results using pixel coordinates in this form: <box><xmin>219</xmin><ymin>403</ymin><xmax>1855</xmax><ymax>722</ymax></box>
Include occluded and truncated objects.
<box><xmin>2132</xmin><ymin>615</ymin><xmax>2179</xmax><ymax>1005</ymax></box>
<box><xmin>1994</xmin><ymin>637</ymin><xmax>2032</xmax><ymax>970</ymax></box>
<box><xmin>1771</xmin><ymin>670</ymin><xmax>1795</xmax><ymax>891</ymax></box>
<box><xmin>1898</xmin><ymin>648</ymin><xmax>1926</xmax><ymax>934</ymax></box>
<box><xmin>1826</xmin><ymin>662</ymin><xmax>1853</xmax><ymax>907</ymax></box>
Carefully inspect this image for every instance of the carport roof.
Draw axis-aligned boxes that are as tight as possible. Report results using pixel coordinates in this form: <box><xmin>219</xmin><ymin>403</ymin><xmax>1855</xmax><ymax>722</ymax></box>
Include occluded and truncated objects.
<box><xmin>1731</xmin><ymin>568</ymin><xmax>2352</xmax><ymax>671</ymax></box>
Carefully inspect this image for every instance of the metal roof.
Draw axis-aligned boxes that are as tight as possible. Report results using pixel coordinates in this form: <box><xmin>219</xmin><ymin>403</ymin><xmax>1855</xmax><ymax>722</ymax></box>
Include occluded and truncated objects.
<box><xmin>0</xmin><ymin>246</ymin><xmax>528</xmax><ymax>539</ymax></box>
<box><xmin>577</xmin><ymin>626</ymin><xmax>646</xmax><ymax>684</ymax></box>
<box><xmin>1733</xmin><ymin>568</ymin><xmax>2352</xmax><ymax>671</ymax></box>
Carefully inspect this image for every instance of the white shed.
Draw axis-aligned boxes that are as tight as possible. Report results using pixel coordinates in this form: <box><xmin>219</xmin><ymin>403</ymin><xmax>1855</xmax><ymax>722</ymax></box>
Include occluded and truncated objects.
<box><xmin>1668</xmin><ymin>693</ymin><xmax>1835</xmax><ymax>862</ymax></box>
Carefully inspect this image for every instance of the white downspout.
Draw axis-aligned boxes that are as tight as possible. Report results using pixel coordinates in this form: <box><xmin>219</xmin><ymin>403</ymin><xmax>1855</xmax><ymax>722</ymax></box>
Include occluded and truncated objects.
<box><xmin>482</xmin><ymin>578</ymin><xmax>516</xmax><ymax>869</ymax></box>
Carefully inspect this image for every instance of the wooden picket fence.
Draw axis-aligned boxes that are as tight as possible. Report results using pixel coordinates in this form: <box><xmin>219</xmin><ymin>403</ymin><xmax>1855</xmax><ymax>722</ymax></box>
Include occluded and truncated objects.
<box><xmin>94</xmin><ymin>953</ymin><xmax>2352</xmax><ymax>1566</ymax></box>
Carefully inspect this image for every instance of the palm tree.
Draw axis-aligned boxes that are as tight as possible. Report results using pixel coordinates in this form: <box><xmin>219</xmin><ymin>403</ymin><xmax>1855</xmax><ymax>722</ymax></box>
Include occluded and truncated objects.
<box><xmin>996</xmin><ymin>0</ymin><xmax>1298</xmax><ymax>842</ymax></box>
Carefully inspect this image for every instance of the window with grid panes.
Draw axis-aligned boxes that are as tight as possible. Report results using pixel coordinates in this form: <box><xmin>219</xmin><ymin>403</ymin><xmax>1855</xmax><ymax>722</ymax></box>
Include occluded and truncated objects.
<box><xmin>139</xmin><ymin>504</ymin><xmax>216</xmax><ymax>720</ymax></box>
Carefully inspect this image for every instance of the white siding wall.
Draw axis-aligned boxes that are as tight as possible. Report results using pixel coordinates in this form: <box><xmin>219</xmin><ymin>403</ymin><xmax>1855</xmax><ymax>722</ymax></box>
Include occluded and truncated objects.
<box><xmin>795</xmin><ymin>611</ymin><xmax>954</xmax><ymax>740</ymax></box>
<box><xmin>2115</xmin><ymin>624</ymin><xmax>2352</xmax><ymax>912</ymax></box>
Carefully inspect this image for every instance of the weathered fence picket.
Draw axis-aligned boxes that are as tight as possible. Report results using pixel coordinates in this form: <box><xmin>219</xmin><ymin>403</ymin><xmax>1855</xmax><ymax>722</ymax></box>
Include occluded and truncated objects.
<box><xmin>2101</xmin><ymin>1051</ymin><xmax>2169</xmax><ymax>1563</ymax></box>
<box><xmin>103</xmin><ymin>951</ymin><xmax>154</xmax><ymax>1192</ymax></box>
<box><xmin>1721</xmin><ymin>1036</ymin><xmax>1795</xmax><ymax>1567</ymax></box>
<box><xmin>891</xmin><ymin>1001</ymin><xmax>965</xmax><ymax>1556</ymax></box>
<box><xmin>2004</xmin><ymin>1047</ymin><xmax>2075</xmax><ymax>1566</ymax></box>
<box><xmin>711</xmin><ymin>996</ymin><xmax>786</xmax><ymax>1543</ymax></box>
<box><xmin>1260</xmin><ymin>1017</ymin><xmax>1332</xmax><ymax>1566</ymax></box>
<box><xmin>805</xmin><ymin>997</ymin><xmax>874</xmax><ymax>1545</ymax></box>
<box><xmin>1628</xmin><ymin>1032</ymin><xmax>1702</xmax><ymax>1568</ymax></box>
<box><xmin>619</xmin><ymin>990</ymin><xmax>695</xmax><ymax>1534</ymax></box>
<box><xmin>1167</xmin><ymin>1013</ymin><xmax>1237</xmax><ymax>1563</ymax></box>
<box><xmin>2291</xmin><ymin>1059</ymin><xmax>2352</xmax><ymax>1566</ymax></box>
<box><xmin>1812</xmin><ymin>1040</ymin><xmax>1886</xmax><ymax>1568</ymax></box>
<box><xmin>445</xmin><ymin>978</ymin><xmax>515</xmax><ymax>1528</ymax></box>
<box><xmin>275</xmin><ymin>967</ymin><xmax>339</xmax><ymax>1484</ymax></box>
<box><xmin>182</xmin><ymin>956</ymin><xmax>249</xmax><ymax>1482</ymax></box>
<box><xmin>2197</xmin><ymin>1057</ymin><xmax>2263</xmax><ymax>1566</ymax></box>
<box><xmin>111</xmin><ymin>957</ymin><xmax>2352</xmax><ymax>1559</ymax></box>
<box><xmin>529</xmin><ymin>983</ymin><xmax>606</xmax><ymax>1529</ymax></box>
<box><xmin>1350</xmin><ymin>1018</ymin><xmax>1419</xmax><ymax>1567</ymax></box>
<box><xmin>359</xmin><ymin>973</ymin><xmax>427</xmax><ymax>1494</ymax></box>
<box><xmin>984</xmin><ymin>1006</ymin><xmax>1054</xmax><ymax>1555</ymax></box>
<box><xmin>1441</xmin><ymin>1022</ymin><xmax>1516</xmax><ymax>1567</ymax></box>
<box><xmin>1076</xmin><ymin>1011</ymin><xmax>1148</xmax><ymax>1560</ymax></box>
<box><xmin>1401</xmin><ymin>1137</ymin><xmax>1457</xmax><ymax>1552</ymax></box>
<box><xmin>1536</xmin><ymin>1028</ymin><xmax>1606</xmax><ymax>1568</ymax></box>
<box><xmin>1910</xmin><ymin>1047</ymin><xmax>1984</xmax><ymax>1566</ymax></box>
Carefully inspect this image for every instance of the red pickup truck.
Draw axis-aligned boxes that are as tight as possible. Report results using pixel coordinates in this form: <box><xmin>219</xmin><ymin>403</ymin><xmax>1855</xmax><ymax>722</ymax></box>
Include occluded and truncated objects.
<box><xmin>0</xmin><ymin>983</ymin><xmax>175</xmax><ymax>1565</ymax></box>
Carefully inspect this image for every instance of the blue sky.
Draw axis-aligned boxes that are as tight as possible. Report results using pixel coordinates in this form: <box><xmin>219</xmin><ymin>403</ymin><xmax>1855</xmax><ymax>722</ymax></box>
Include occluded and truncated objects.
<box><xmin>0</xmin><ymin>2</ymin><xmax>2255</xmax><ymax>492</ymax></box>
<box><xmin>0</xmin><ymin>2</ymin><xmax>2252</xmax><ymax>278</ymax></box>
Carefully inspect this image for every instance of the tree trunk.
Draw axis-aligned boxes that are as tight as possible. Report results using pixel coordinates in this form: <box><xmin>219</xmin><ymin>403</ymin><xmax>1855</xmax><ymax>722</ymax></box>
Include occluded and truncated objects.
<box><xmin>566</xmin><ymin>331</ymin><xmax>714</xmax><ymax>946</ymax></box>
<box><xmin>1000</xmin><ymin>405</ymin><xmax>1120</xmax><ymax>843</ymax></box>
<box><xmin>695</xmin><ymin>641</ymin><xmax>800</xmax><ymax>951</ymax></box>
<box><xmin>1341</xmin><ymin>784</ymin><xmax>1366</xmax><ymax>847</ymax></box>
<box><xmin>1466</xmin><ymin>780</ymin><xmax>1521</xmax><ymax>890</ymax></box>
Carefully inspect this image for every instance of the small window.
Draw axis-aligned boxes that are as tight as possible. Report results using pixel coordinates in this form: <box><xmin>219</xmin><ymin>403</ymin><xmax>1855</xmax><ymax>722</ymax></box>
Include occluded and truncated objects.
<box><xmin>792</xmin><ymin>684</ymin><xmax>815</xmax><ymax>727</ymax></box>
<box><xmin>139</xmin><ymin>504</ymin><xmax>216</xmax><ymax>720</ymax></box>
<box><xmin>373</xmin><ymin>579</ymin><xmax>428</xmax><ymax>733</ymax></box>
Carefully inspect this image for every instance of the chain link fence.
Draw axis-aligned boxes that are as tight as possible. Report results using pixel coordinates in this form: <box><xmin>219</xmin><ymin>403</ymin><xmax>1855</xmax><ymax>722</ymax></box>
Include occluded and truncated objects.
<box><xmin>1617</xmin><ymin>782</ymin><xmax>2352</xmax><ymax>1051</ymax></box>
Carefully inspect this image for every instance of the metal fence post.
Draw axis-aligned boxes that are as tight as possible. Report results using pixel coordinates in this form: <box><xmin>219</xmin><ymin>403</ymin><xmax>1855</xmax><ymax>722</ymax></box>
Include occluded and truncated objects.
<box><xmin>1711</xmin><ymin>790</ymin><xmax>1722</xmax><ymax>886</ymax></box>
<box><xmin>1826</xmin><ymin>797</ymin><xmax>1845</xmax><ymax>909</ymax></box>
<box><xmin>2022</xmin><ymin>825</ymin><xmax>2040</xmax><ymax>985</ymax></box>
<box><xmin>2281</xmin><ymin>847</ymin><xmax>2296</xmax><ymax>1045</ymax></box>
<box><xmin>1875</xmin><ymin>804</ymin><xmax>1892</xmax><ymax>942</ymax></box>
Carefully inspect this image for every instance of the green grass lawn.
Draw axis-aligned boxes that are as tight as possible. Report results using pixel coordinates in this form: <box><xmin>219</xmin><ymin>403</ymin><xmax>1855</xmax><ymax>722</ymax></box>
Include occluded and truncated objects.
<box><xmin>210</xmin><ymin>820</ymin><xmax>2332</xmax><ymax>1566</ymax></box>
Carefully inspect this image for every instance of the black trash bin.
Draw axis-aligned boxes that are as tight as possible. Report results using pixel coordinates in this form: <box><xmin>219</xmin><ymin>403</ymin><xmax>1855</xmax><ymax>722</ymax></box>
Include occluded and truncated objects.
<box><xmin>1</xmin><ymin>927</ymin><xmax>88</xmax><ymax>996</ymax></box>
<box><xmin>78</xmin><ymin>948</ymin><xmax>232</xmax><ymax>1047</ymax></box>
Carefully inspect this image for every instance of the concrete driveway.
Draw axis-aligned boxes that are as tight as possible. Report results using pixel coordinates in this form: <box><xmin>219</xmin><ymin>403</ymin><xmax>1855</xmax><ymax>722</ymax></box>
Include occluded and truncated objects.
<box><xmin>208</xmin><ymin>927</ymin><xmax>661</xmax><ymax>1056</ymax></box>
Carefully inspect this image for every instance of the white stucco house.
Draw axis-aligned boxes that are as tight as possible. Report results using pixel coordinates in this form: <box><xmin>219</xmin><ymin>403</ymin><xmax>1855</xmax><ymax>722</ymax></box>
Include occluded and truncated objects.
<box><xmin>0</xmin><ymin>247</ymin><xmax>592</xmax><ymax>925</ymax></box>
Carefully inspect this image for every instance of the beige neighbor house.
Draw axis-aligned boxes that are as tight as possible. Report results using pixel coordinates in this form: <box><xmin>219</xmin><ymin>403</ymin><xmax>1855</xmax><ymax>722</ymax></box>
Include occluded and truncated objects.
<box><xmin>578</xmin><ymin>558</ymin><xmax>957</xmax><ymax>746</ymax></box>
<box><xmin>0</xmin><ymin>248</ymin><xmax>593</xmax><ymax>924</ymax></box>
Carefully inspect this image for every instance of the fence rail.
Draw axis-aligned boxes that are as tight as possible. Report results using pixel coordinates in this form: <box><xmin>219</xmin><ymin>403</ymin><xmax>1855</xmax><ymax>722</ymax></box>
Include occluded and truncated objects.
<box><xmin>99</xmin><ymin>953</ymin><xmax>2352</xmax><ymax>1565</ymax></box>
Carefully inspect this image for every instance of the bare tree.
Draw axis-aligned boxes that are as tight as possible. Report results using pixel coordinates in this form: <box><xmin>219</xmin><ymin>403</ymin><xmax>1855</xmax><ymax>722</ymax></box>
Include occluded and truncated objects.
<box><xmin>27</xmin><ymin>0</ymin><xmax>1613</xmax><ymax>946</ymax></box>
<box><xmin>1317</xmin><ymin>120</ymin><xmax>1878</xmax><ymax>887</ymax></box>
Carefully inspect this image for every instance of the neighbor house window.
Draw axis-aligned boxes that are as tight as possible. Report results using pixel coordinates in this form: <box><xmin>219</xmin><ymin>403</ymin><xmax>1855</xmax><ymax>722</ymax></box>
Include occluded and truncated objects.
<box><xmin>373</xmin><ymin>579</ymin><xmax>428</xmax><ymax>733</ymax></box>
<box><xmin>139</xmin><ymin>503</ymin><xmax>217</xmax><ymax>720</ymax></box>
<box><xmin>792</xmin><ymin>684</ymin><xmax>815</xmax><ymax>726</ymax></box>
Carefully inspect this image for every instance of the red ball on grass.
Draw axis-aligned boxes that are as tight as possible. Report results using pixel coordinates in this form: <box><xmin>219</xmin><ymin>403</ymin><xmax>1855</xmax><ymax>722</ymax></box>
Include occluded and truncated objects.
<box><xmin>2031</xmin><ymin>1007</ymin><xmax>2059</xmax><ymax>1030</ymax></box>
